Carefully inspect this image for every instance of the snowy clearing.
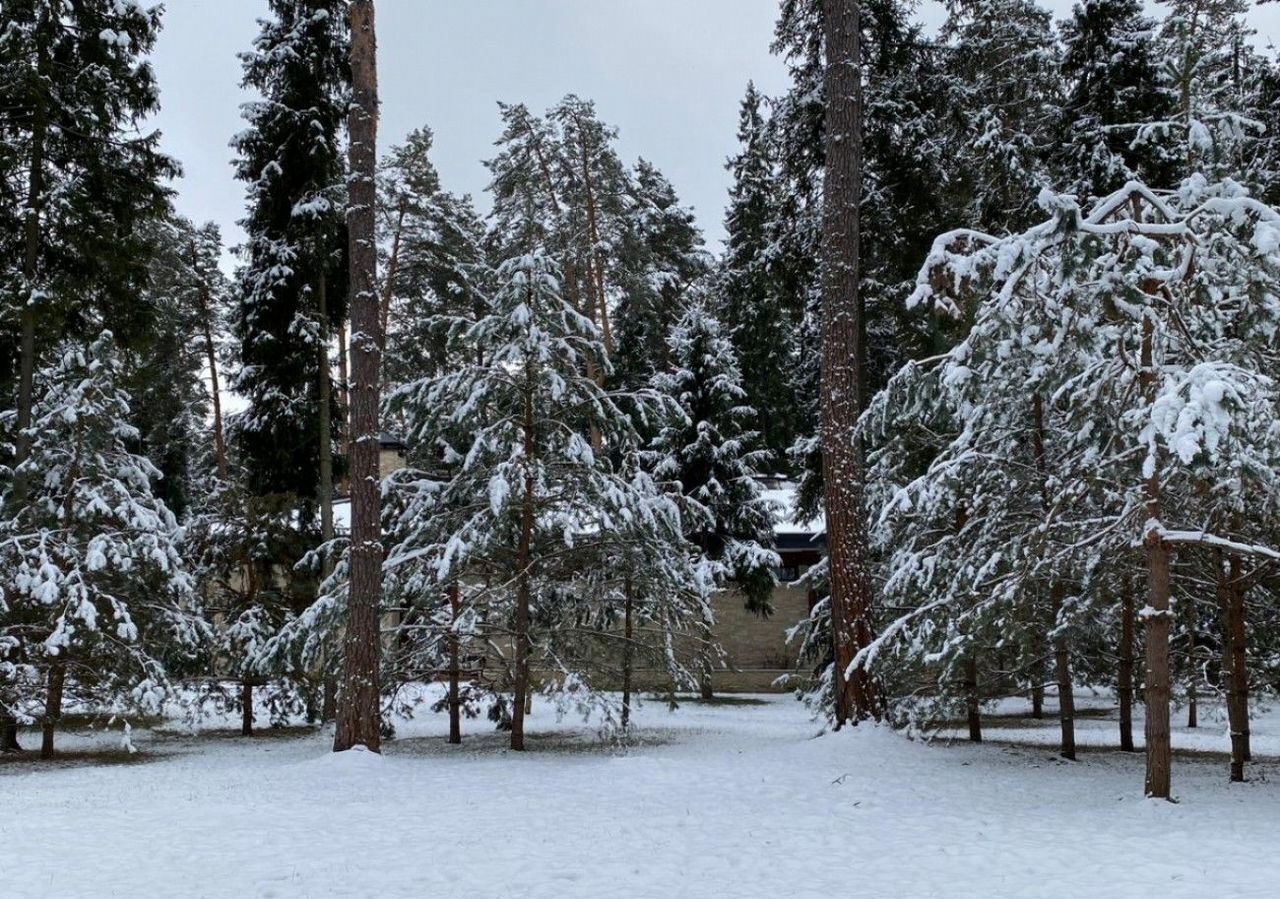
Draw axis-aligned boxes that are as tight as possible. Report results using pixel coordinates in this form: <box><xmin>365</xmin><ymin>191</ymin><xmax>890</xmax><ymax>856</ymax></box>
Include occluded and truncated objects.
<box><xmin>4</xmin><ymin>693</ymin><xmax>1279</xmax><ymax>899</ymax></box>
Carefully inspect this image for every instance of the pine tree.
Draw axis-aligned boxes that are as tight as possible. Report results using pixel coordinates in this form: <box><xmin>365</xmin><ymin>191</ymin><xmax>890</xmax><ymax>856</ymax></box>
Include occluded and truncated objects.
<box><xmin>0</xmin><ymin>0</ymin><xmax>177</xmax><ymax>750</ymax></box>
<box><xmin>1056</xmin><ymin>0</ymin><xmax>1175</xmax><ymax>200</ymax></box>
<box><xmin>384</xmin><ymin>252</ymin><xmax>703</xmax><ymax>749</ymax></box>
<box><xmin>378</xmin><ymin>126</ymin><xmax>487</xmax><ymax>395</ymax></box>
<box><xmin>716</xmin><ymin>82</ymin><xmax>798</xmax><ymax>467</ymax></box>
<box><xmin>127</xmin><ymin>215</ymin><xmax>228</xmax><ymax>519</ymax></box>
<box><xmin>940</xmin><ymin>0</ymin><xmax>1061</xmax><ymax>233</ymax></box>
<box><xmin>0</xmin><ymin>334</ymin><xmax>203</xmax><ymax>757</ymax></box>
<box><xmin>873</xmin><ymin>179</ymin><xmax>1280</xmax><ymax>796</ymax></box>
<box><xmin>650</xmin><ymin>302</ymin><xmax>779</xmax><ymax>696</ymax></box>
<box><xmin>230</xmin><ymin>0</ymin><xmax>350</xmax><ymax>506</ymax></box>
<box><xmin>612</xmin><ymin>160</ymin><xmax>710</xmax><ymax>391</ymax></box>
<box><xmin>1151</xmin><ymin>0</ymin><xmax>1258</xmax><ymax>179</ymax></box>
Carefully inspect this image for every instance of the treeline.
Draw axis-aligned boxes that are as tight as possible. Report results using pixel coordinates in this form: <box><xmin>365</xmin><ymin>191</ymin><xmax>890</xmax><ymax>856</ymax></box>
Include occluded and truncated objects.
<box><xmin>0</xmin><ymin>0</ymin><xmax>776</xmax><ymax>755</ymax></box>
<box><xmin>2</xmin><ymin>0</ymin><xmax>1279</xmax><ymax>803</ymax></box>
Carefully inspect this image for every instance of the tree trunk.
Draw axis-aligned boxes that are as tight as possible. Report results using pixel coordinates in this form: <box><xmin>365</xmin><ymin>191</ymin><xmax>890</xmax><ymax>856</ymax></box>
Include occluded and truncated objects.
<box><xmin>574</xmin><ymin>122</ymin><xmax>613</xmax><ymax>357</ymax></box>
<box><xmin>621</xmin><ymin>577</ymin><xmax>634</xmax><ymax>731</ymax></box>
<box><xmin>193</xmin><ymin>243</ymin><xmax>229</xmax><ymax>481</ymax></box>
<box><xmin>448</xmin><ymin>583</ymin><xmax>461</xmax><ymax>745</ymax></box>
<box><xmin>241</xmin><ymin>674</ymin><xmax>254</xmax><ymax>737</ymax></box>
<box><xmin>1031</xmin><ymin>681</ymin><xmax>1044</xmax><ymax>719</ymax></box>
<box><xmin>0</xmin><ymin>715</ymin><xmax>21</xmax><ymax>753</ymax></box>
<box><xmin>1051</xmin><ymin>583</ymin><xmax>1076</xmax><ymax>760</ymax></box>
<box><xmin>1140</xmin><ymin>313</ymin><xmax>1172</xmax><ymax>800</ymax></box>
<box><xmin>965</xmin><ymin>654</ymin><xmax>981</xmax><ymax>743</ymax></box>
<box><xmin>40</xmin><ymin>659</ymin><xmax>65</xmax><ymax>759</ymax></box>
<box><xmin>333</xmin><ymin>0</ymin><xmax>383</xmax><ymax>754</ymax></box>
<box><xmin>322</xmin><ymin>674</ymin><xmax>337</xmax><ymax>723</ymax></box>
<box><xmin>1220</xmin><ymin>555</ymin><xmax>1249</xmax><ymax>780</ymax></box>
<box><xmin>378</xmin><ymin>200</ymin><xmax>405</xmax><ymax>349</ymax></box>
<box><xmin>1185</xmin><ymin>593</ymin><xmax>1197</xmax><ymax>729</ymax></box>
<box><xmin>697</xmin><ymin>616</ymin><xmax>715</xmax><ymax>701</ymax></box>
<box><xmin>1119</xmin><ymin>590</ymin><xmax>1135</xmax><ymax>752</ymax></box>
<box><xmin>318</xmin><ymin>273</ymin><xmax>335</xmax><ymax>565</ymax></box>
<box><xmin>510</xmin><ymin>357</ymin><xmax>537</xmax><ymax>752</ymax></box>
<box><xmin>820</xmin><ymin>0</ymin><xmax>876</xmax><ymax>727</ymax></box>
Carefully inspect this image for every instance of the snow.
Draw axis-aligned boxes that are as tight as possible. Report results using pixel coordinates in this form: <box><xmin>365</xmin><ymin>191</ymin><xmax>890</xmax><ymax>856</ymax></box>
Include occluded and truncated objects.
<box><xmin>761</xmin><ymin>485</ymin><xmax>823</xmax><ymax>536</ymax></box>
<box><xmin>4</xmin><ymin>693</ymin><xmax>1280</xmax><ymax>898</ymax></box>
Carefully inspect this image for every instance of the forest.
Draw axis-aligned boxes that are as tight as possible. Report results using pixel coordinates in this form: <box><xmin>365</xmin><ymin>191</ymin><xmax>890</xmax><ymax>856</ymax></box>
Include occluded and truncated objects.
<box><xmin>2</xmin><ymin>0</ymin><xmax>1280</xmax><ymax>895</ymax></box>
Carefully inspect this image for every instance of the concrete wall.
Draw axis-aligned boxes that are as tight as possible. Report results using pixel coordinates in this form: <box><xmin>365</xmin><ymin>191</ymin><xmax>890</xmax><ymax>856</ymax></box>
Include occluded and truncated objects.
<box><xmin>700</xmin><ymin>582</ymin><xmax>812</xmax><ymax>693</ymax></box>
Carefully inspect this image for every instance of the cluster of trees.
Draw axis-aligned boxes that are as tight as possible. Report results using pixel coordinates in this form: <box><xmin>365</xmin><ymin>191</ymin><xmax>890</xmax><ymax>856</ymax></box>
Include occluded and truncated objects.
<box><xmin>1</xmin><ymin>0</ymin><xmax>776</xmax><ymax>756</ymax></box>
<box><xmin>709</xmin><ymin>0</ymin><xmax>1280</xmax><ymax>798</ymax></box>
<box><xmin>4</xmin><ymin>0</ymin><xmax>1279</xmax><ymax>802</ymax></box>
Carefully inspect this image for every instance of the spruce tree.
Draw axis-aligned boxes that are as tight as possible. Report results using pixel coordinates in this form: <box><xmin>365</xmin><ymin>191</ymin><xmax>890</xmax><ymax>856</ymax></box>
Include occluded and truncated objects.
<box><xmin>940</xmin><ymin>0</ymin><xmax>1061</xmax><ymax>234</ymax></box>
<box><xmin>0</xmin><ymin>0</ymin><xmax>177</xmax><ymax>750</ymax></box>
<box><xmin>651</xmin><ymin>302</ymin><xmax>778</xmax><ymax>697</ymax></box>
<box><xmin>384</xmin><ymin>252</ymin><xmax>702</xmax><ymax>749</ymax></box>
<box><xmin>379</xmin><ymin>126</ymin><xmax>487</xmax><ymax>395</ymax></box>
<box><xmin>230</xmin><ymin>0</ymin><xmax>350</xmax><ymax>506</ymax></box>
<box><xmin>716</xmin><ymin>82</ymin><xmax>798</xmax><ymax>467</ymax></box>
<box><xmin>1056</xmin><ymin>0</ymin><xmax>1175</xmax><ymax>199</ymax></box>
<box><xmin>0</xmin><ymin>334</ymin><xmax>203</xmax><ymax>757</ymax></box>
<box><xmin>613</xmin><ymin>159</ymin><xmax>710</xmax><ymax>391</ymax></box>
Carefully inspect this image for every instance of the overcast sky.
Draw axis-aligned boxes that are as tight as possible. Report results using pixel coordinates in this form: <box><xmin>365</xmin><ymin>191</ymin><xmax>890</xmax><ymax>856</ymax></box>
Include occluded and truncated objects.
<box><xmin>148</xmin><ymin>0</ymin><xmax>1280</xmax><ymax>264</ymax></box>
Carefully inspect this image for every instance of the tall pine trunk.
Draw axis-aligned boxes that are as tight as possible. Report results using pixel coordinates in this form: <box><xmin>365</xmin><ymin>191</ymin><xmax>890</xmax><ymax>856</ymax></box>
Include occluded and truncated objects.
<box><xmin>621</xmin><ymin>578</ymin><xmax>635</xmax><ymax>731</ymax></box>
<box><xmin>1220</xmin><ymin>555</ymin><xmax>1249</xmax><ymax>781</ymax></box>
<box><xmin>1185</xmin><ymin>594</ymin><xmax>1197</xmax><ymax>729</ymax></box>
<box><xmin>1030</xmin><ymin>394</ymin><xmax>1072</xmax><ymax>759</ymax></box>
<box><xmin>820</xmin><ymin>0</ymin><xmax>877</xmax><ymax>726</ymax></box>
<box><xmin>1140</xmin><ymin>313</ymin><xmax>1172</xmax><ymax>800</ymax></box>
<box><xmin>1051</xmin><ymin>584</ymin><xmax>1076</xmax><ymax>760</ymax></box>
<box><xmin>318</xmin><ymin>273</ymin><xmax>335</xmax><ymax>560</ymax></box>
<box><xmin>964</xmin><ymin>655</ymin><xmax>981</xmax><ymax>743</ymax></box>
<box><xmin>317</xmin><ymin>274</ymin><xmax>336</xmax><ymax>718</ymax></box>
<box><xmin>241</xmin><ymin>674</ymin><xmax>254</xmax><ymax>737</ymax></box>
<box><xmin>1119</xmin><ymin>590</ymin><xmax>1135</xmax><ymax>752</ymax></box>
<box><xmin>448</xmin><ymin>583</ymin><xmax>462</xmax><ymax>745</ymax></box>
<box><xmin>40</xmin><ymin>659</ymin><xmax>65</xmax><ymax>759</ymax></box>
<box><xmin>195</xmin><ymin>246</ymin><xmax>229</xmax><ymax>481</ymax></box>
<box><xmin>510</xmin><ymin>361</ymin><xmax>537</xmax><ymax>752</ymax></box>
<box><xmin>698</xmin><ymin>617</ymin><xmax>715</xmax><ymax>701</ymax></box>
<box><xmin>333</xmin><ymin>0</ymin><xmax>383</xmax><ymax>754</ymax></box>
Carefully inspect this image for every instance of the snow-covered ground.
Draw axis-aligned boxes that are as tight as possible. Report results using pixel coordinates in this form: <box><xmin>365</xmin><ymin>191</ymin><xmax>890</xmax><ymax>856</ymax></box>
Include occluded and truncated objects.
<box><xmin>3</xmin><ymin>692</ymin><xmax>1279</xmax><ymax>898</ymax></box>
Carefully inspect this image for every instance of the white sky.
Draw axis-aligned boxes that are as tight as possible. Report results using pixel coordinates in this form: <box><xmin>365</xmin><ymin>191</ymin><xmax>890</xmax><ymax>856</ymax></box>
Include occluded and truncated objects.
<box><xmin>148</xmin><ymin>0</ymin><xmax>1280</xmax><ymax>263</ymax></box>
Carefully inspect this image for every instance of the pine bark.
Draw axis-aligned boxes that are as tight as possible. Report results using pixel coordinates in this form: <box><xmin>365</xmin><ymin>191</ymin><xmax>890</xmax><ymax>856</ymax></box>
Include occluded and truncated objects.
<box><xmin>40</xmin><ymin>659</ymin><xmax>65</xmax><ymax>759</ymax></box>
<box><xmin>241</xmin><ymin>674</ymin><xmax>254</xmax><ymax>737</ymax></box>
<box><xmin>378</xmin><ymin>200</ymin><xmax>405</xmax><ymax>349</ymax></box>
<box><xmin>333</xmin><ymin>0</ymin><xmax>383</xmax><ymax>754</ymax></box>
<box><xmin>1220</xmin><ymin>555</ymin><xmax>1249</xmax><ymax>780</ymax></box>
<box><xmin>194</xmin><ymin>245</ymin><xmax>228</xmax><ymax>481</ymax></box>
<box><xmin>338</xmin><ymin>321</ymin><xmax>351</xmax><ymax>447</ymax></box>
<box><xmin>1185</xmin><ymin>594</ymin><xmax>1197</xmax><ymax>729</ymax></box>
<box><xmin>318</xmin><ymin>273</ymin><xmax>334</xmax><ymax>564</ymax></box>
<box><xmin>621</xmin><ymin>578</ymin><xmax>635</xmax><ymax>731</ymax></box>
<box><xmin>964</xmin><ymin>655</ymin><xmax>982</xmax><ymax>743</ymax></box>
<box><xmin>698</xmin><ymin>618</ymin><xmax>715</xmax><ymax>701</ymax></box>
<box><xmin>1051</xmin><ymin>583</ymin><xmax>1076</xmax><ymax>760</ymax></box>
<box><xmin>1140</xmin><ymin>314</ymin><xmax>1172</xmax><ymax>799</ymax></box>
<box><xmin>1030</xmin><ymin>394</ymin><xmax>1073</xmax><ymax>759</ymax></box>
<box><xmin>820</xmin><ymin>0</ymin><xmax>877</xmax><ymax>727</ymax></box>
<box><xmin>1119</xmin><ymin>590</ymin><xmax>1135</xmax><ymax>752</ymax></box>
<box><xmin>448</xmin><ymin>582</ymin><xmax>462</xmax><ymax>745</ymax></box>
<box><xmin>510</xmin><ymin>362</ymin><xmax>537</xmax><ymax>752</ymax></box>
